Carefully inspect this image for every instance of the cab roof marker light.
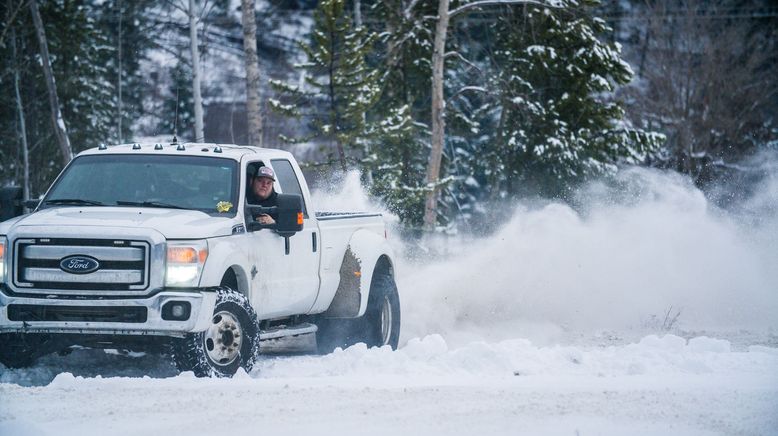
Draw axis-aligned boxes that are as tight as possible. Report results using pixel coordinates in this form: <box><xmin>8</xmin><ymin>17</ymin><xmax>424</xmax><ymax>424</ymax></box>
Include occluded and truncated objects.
<box><xmin>132</xmin><ymin>143</ymin><xmax>141</xmax><ymax>150</ymax></box>
<box><xmin>214</xmin><ymin>146</ymin><xmax>222</xmax><ymax>153</ymax></box>
<box><xmin>155</xmin><ymin>143</ymin><xmax>163</xmax><ymax>150</ymax></box>
<box><xmin>98</xmin><ymin>143</ymin><xmax>107</xmax><ymax>150</ymax></box>
<box><xmin>177</xmin><ymin>144</ymin><xmax>186</xmax><ymax>151</ymax></box>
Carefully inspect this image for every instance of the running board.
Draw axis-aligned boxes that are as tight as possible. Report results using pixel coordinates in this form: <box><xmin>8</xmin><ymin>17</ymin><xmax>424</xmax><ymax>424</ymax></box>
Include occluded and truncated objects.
<box><xmin>259</xmin><ymin>323</ymin><xmax>318</xmax><ymax>341</ymax></box>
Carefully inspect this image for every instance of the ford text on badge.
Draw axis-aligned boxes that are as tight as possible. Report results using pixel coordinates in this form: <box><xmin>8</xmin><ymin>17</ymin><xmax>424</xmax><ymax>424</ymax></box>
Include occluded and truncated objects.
<box><xmin>59</xmin><ymin>256</ymin><xmax>101</xmax><ymax>274</ymax></box>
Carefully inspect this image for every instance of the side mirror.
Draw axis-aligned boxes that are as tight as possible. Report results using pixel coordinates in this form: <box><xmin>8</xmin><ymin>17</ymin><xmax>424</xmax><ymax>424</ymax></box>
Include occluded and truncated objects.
<box><xmin>247</xmin><ymin>193</ymin><xmax>304</xmax><ymax>236</ymax></box>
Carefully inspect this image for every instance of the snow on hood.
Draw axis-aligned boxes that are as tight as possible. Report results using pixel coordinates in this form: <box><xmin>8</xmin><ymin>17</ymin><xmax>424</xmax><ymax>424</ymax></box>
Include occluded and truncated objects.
<box><xmin>6</xmin><ymin>207</ymin><xmax>237</xmax><ymax>239</ymax></box>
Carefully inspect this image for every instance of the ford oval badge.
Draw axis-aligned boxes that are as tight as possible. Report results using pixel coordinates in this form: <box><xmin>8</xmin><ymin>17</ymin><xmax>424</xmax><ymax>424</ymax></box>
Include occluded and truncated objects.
<box><xmin>60</xmin><ymin>255</ymin><xmax>100</xmax><ymax>274</ymax></box>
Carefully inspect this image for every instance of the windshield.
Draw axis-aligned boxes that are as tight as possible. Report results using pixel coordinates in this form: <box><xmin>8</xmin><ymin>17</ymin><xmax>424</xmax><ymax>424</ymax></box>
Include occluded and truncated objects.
<box><xmin>42</xmin><ymin>154</ymin><xmax>238</xmax><ymax>215</ymax></box>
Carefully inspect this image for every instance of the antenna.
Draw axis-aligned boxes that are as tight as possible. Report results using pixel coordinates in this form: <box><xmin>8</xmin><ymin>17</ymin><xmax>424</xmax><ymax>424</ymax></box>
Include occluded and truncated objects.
<box><xmin>173</xmin><ymin>85</ymin><xmax>180</xmax><ymax>142</ymax></box>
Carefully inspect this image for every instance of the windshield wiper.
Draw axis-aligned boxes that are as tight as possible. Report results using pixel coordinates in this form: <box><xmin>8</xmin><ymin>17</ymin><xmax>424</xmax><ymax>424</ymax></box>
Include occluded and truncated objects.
<box><xmin>116</xmin><ymin>200</ymin><xmax>189</xmax><ymax>210</ymax></box>
<box><xmin>43</xmin><ymin>198</ymin><xmax>105</xmax><ymax>206</ymax></box>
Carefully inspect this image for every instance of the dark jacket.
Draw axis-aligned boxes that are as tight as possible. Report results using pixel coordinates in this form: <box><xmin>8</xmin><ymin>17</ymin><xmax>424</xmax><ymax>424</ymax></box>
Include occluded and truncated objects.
<box><xmin>247</xmin><ymin>190</ymin><xmax>278</xmax><ymax>220</ymax></box>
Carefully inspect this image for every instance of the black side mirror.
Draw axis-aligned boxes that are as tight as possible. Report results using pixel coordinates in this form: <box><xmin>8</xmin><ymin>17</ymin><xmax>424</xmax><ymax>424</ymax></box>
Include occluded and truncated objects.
<box><xmin>247</xmin><ymin>193</ymin><xmax>304</xmax><ymax>236</ymax></box>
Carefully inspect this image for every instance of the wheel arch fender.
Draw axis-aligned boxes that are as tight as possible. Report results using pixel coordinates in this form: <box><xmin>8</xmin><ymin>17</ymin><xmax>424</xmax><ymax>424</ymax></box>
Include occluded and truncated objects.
<box><xmin>349</xmin><ymin>229</ymin><xmax>395</xmax><ymax>317</ymax></box>
<box><xmin>199</xmin><ymin>242</ymin><xmax>250</xmax><ymax>298</ymax></box>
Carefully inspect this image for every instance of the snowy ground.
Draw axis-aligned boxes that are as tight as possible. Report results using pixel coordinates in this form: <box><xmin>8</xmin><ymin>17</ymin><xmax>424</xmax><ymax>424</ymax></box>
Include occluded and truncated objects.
<box><xmin>1</xmin><ymin>333</ymin><xmax>777</xmax><ymax>436</ymax></box>
<box><xmin>2</xmin><ymin>167</ymin><xmax>778</xmax><ymax>435</ymax></box>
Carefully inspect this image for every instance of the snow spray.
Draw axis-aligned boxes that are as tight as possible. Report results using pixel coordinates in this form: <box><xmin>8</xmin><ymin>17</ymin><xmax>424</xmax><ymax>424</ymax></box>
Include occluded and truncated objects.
<box><xmin>310</xmin><ymin>160</ymin><xmax>778</xmax><ymax>346</ymax></box>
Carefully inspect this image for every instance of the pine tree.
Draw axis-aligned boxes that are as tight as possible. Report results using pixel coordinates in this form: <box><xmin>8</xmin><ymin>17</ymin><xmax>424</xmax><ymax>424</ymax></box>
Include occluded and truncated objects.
<box><xmin>367</xmin><ymin>105</ymin><xmax>430</xmax><ymax>225</ymax></box>
<box><xmin>157</xmin><ymin>58</ymin><xmax>195</xmax><ymax>139</ymax></box>
<box><xmin>489</xmin><ymin>0</ymin><xmax>663</xmax><ymax>197</ymax></box>
<box><xmin>0</xmin><ymin>0</ymin><xmax>118</xmax><ymax>192</ymax></box>
<box><xmin>43</xmin><ymin>0</ymin><xmax>115</xmax><ymax>151</ymax></box>
<box><xmin>361</xmin><ymin>0</ymin><xmax>437</xmax><ymax>228</ymax></box>
<box><xmin>94</xmin><ymin>0</ymin><xmax>156</xmax><ymax>143</ymax></box>
<box><xmin>269</xmin><ymin>0</ymin><xmax>381</xmax><ymax>171</ymax></box>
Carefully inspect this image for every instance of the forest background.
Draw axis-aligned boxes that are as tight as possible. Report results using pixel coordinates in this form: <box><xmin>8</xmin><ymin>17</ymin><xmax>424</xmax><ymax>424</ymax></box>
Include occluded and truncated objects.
<box><xmin>0</xmin><ymin>0</ymin><xmax>776</xmax><ymax>233</ymax></box>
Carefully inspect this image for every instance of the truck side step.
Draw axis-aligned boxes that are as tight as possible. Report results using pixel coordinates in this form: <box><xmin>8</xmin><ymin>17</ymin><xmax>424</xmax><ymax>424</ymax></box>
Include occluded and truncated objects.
<box><xmin>259</xmin><ymin>322</ymin><xmax>318</xmax><ymax>341</ymax></box>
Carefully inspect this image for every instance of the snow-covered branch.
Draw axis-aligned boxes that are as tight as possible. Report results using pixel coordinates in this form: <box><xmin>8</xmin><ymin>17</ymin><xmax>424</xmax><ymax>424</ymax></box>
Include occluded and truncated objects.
<box><xmin>447</xmin><ymin>86</ymin><xmax>491</xmax><ymax>104</ymax></box>
<box><xmin>450</xmin><ymin>0</ymin><xmax>560</xmax><ymax>19</ymax></box>
<box><xmin>0</xmin><ymin>0</ymin><xmax>26</xmax><ymax>48</ymax></box>
<box><xmin>445</xmin><ymin>51</ymin><xmax>483</xmax><ymax>74</ymax></box>
<box><xmin>403</xmin><ymin>0</ymin><xmax>423</xmax><ymax>20</ymax></box>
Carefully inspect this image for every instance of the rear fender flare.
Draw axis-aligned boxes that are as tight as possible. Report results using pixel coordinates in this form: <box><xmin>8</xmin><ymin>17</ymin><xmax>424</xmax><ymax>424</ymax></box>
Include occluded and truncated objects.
<box><xmin>349</xmin><ymin>230</ymin><xmax>394</xmax><ymax>317</ymax></box>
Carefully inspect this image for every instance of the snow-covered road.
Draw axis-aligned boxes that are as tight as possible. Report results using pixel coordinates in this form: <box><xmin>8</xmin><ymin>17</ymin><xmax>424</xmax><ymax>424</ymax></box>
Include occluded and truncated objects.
<box><xmin>1</xmin><ymin>333</ymin><xmax>777</xmax><ymax>436</ymax></box>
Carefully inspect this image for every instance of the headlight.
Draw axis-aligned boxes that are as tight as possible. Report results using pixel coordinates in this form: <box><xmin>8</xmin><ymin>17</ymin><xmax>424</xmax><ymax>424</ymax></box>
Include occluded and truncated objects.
<box><xmin>0</xmin><ymin>237</ymin><xmax>6</xmax><ymax>283</ymax></box>
<box><xmin>165</xmin><ymin>240</ymin><xmax>208</xmax><ymax>287</ymax></box>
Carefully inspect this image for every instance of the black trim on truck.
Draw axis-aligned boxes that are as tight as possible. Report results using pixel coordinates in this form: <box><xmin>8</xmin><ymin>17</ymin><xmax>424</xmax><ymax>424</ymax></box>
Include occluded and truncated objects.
<box><xmin>8</xmin><ymin>304</ymin><xmax>148</xmax><ymax>323</ymax></box>
<box><xmin>315</xmin><ymin>212</ymin><xmax>382</xmax><ymax>221</ymax></box>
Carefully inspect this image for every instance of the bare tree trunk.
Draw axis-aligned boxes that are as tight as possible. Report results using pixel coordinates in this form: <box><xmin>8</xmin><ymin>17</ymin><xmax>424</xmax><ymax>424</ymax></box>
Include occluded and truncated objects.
<box><xmin>189</xmin><ymin>0</ymin><xmax>204</xmax><ymax>142</ymax></box>
<box><xmin>117</xmin><ymin>0</ymin><xmax>123</xmax><ymax>142</ymax></box>
<box><xmin>423</xmin><ymin>0</ymin><xmax>450</xmax><ymax>231</ymax></box>
<box><xmin>12</xmin><ymin>29</ymin><xmax>31</xmax><ymax>203</ymax></box>
<box><xmin>241</xmin><ymin>0</ymin><xmax>263</xmax><ymax>146</ymax></box>
<box><xmin>29</xmin><ymin>0</ymin><xmax>73</xmax><ymax>166</ymax></box>
<box><xmin>353</xmin><ymin>0</ymin><xmax>362</xmax><ymax>27</ymax></box>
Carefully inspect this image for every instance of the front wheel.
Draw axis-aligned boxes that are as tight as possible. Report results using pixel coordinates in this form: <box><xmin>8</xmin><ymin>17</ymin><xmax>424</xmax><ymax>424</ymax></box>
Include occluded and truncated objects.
<box><xmin>316</xmin><ymin>274</ymin><xmax>400</xmax><ymax>353</ymax></box>
<box><xmin>172</xmin><ymin>288</ymin><xmax>260</xmax><ymax>377</ymax></box>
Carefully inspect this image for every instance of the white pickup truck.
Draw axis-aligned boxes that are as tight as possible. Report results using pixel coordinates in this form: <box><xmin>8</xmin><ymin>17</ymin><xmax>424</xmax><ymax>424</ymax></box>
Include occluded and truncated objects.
<box><xmin>0</xmin><ymin>142</ymin><xmax>400</xmax><ymax>376</ymax></box>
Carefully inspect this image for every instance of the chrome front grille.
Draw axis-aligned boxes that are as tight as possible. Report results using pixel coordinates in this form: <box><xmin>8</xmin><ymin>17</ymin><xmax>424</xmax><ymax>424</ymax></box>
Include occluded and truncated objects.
<box><xmin>13</xmin><ymin>238</ymin><xmax>150</xmax><ymax>294</ymax></box>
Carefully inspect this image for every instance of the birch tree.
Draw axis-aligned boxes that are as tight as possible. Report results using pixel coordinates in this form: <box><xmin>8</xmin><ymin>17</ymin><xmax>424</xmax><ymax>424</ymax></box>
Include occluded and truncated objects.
<box><xmin>423</xmin><ymin>0</ymin><xmax>555</xmax><ymax>230</ymax></box>
<box><xmin>29</xmin><ymin>0</ymin><xmax>72</xmax><ymax>165</ymax></box>
<box><xmin>241</xmin><ymin>0</ymin><xmax>263</xmax><ymax>146</ymax></box>
<box><xmin>11</xmin><ymin>29</ymin><xmax>30</xmax><ymax>202</ymax></box>
<box><xmin>188</xmin><ymin>0</ymin><xmax>204</xmax><ymax>142</ymax></box>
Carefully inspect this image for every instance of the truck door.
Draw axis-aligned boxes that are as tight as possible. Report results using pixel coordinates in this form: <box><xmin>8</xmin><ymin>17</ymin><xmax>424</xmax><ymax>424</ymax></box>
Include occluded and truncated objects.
<box><xmin>246</xmin><ymin>159</ymin><xmax>321</xmax><ymax>318</ymax></box>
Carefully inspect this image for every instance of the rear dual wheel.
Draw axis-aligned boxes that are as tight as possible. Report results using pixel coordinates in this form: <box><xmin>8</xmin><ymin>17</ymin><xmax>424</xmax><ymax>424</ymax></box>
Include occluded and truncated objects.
<box><xmin>316</xmin><ymin>274</ymin><xmax>400</xmax><ymax>354</ymax></box>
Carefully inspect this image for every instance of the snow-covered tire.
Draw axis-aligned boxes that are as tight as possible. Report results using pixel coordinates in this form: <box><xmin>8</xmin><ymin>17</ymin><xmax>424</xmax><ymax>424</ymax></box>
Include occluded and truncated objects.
<box><xmin>172</xmin><ymin>287</ymin><xmax>260</xmax><ymax>377</ymax></box>
<box><xmin>316</xmin><ymin>274</ymin><xmax>400</xmax><ymax>354</ymax></box>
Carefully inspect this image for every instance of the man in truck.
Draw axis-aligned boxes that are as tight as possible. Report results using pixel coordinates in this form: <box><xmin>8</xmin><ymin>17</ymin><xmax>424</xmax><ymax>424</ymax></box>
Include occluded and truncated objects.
<box><xmin>247</xmin><ymin>165</ymin><xmax>278</xmax><ymax>225</ymax></box>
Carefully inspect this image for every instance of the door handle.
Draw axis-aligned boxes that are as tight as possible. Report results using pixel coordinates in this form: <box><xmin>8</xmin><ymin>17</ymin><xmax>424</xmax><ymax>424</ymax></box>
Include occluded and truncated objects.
<box><xmin>312</xmin><ymin>232</ymin><xmax>317</xmax><ymax>252</ymax></box>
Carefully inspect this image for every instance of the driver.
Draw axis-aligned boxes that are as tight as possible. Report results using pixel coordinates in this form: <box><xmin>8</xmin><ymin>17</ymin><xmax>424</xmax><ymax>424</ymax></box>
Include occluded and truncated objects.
<box><xmin>247</xmin><ymin>166</ymin><xmax>277</xmax><ymax>225</ymax></box>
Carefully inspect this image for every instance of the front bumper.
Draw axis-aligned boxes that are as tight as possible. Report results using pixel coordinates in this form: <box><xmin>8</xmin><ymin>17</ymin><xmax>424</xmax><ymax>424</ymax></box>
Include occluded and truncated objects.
<box><xmin>0</xmin><ymin>286</ymin><xmax>217</xmax><ymax>337</ymax></box>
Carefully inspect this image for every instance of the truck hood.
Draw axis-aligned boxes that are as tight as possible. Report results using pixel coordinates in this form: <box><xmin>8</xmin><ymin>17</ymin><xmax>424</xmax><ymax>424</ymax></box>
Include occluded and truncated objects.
<box><xmin>3</xmin><ymin>207</ymin><xmax>237</xmax><ymax>239</ymax></box>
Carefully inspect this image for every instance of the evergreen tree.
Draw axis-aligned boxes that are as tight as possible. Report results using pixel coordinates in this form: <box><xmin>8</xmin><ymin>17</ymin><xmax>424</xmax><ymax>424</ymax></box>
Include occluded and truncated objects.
<box><xmin>42</xmin><ymin>0</ymin><xmax>115</xmax><ymax>151</ymax></box>
<box><xmin>367</xmin><ymin>104</ymin><xmax>430</xmax><ymax>226</ymax></box>
<box><xmin>488</xmin><ymin>0</ymin><xmax>663</xmax><ymax>197</ymax></box>
<box><xmin>361</xmin><ymin>0</ymin><xmax>437</xmax><ymax>228</ymax></box>
<box><xmin>157</xmin><ymin>58</ymin><xmax>195</xmax><ymax>139</ymax></box>
<box><xmin>94</xmin><ymin>0</ymin><xmax>156</xmax><ymax>143</ymax></box>
<box><xmin>269</xmin><ymin>0</ymin><xmax>381</xmax><ymax>171</ymax></box>
<box><xmin>0</xmin><ymin>0</ymin><xmax>118</xmax><ymax>192</ymax></box>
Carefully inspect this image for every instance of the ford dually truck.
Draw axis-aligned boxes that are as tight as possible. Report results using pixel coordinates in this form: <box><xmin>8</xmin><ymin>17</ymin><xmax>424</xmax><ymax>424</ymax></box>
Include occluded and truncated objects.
<box><xmin>0</xmin><ymin>142</ymin><xmax>400</xmax><ymax>376</ymax></box>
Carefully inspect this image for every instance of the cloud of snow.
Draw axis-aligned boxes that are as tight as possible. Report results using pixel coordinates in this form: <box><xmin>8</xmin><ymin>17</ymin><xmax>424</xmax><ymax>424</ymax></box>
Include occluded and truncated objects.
<box><xmin>401</xmin><ymin>166</ymin><xmax>778</xmax><ymax>346</ymax></box>
<box><xmin>309</xmin><ymin>170</ymin><xmax>379</xmax><ymax>213</ymax></box>
<box><xmin>309</xmin><ymin>163</ymin><xmax>778</xmax><ymax>347</ymax></box>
